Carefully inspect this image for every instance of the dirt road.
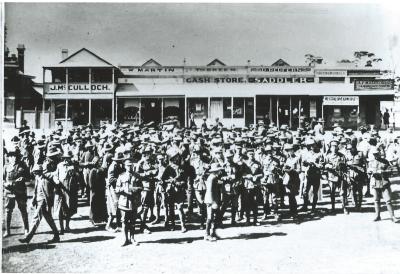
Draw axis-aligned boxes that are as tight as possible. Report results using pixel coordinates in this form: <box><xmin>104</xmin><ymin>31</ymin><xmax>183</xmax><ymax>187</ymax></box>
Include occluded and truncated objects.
<box><xmin>2</xmin><ymin>179</ymin><xmax>400</xmax><ymax>273</ymax></box>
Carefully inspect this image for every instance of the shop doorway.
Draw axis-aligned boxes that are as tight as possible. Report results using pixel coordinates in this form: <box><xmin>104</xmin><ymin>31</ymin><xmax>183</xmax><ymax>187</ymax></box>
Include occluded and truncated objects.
<box><xmin>244</xmin><ymin>98</ymin><xmax>254</xmax><ymax>126</ymax></box>
<box><xmin>278</xmin><ymin>97</ymin><xmax>290</xmax><ymax>126</ymax></box>
<box><xmin>210</xmin><ymin>98</ymin><xmax>223</xmax><ymax>122</ymax></box>
<box><xmin>141</xmin><ymin>98</ymin><xmax>161</xmax><ymax>124</ymax></box>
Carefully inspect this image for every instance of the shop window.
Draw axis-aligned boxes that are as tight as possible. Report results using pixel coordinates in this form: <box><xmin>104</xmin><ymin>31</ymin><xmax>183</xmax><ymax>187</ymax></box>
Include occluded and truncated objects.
<box><xmin>92</xmin><ymin>100</ymin><xmax>112</xmax><ymax>126</ymax></box>
<box><xmin>123</xmin><ymin>99</ymin><xmax>140</xmax><ymax>122</ymax></box>
<box><xmin>188</xmin><ymin>98</ymin><xmax>208</xmax><ymax>119</ymax></box>
<box><xmin>333</xmin><ymin>107</ymin><xmax>342</xmax><ymax>116</ymax></box>
<box><xmin>52</xmin><ymin>69</ymin><xmax>66</xmax><ymax>83</ymax></box>
<box><xmin>54</xmin><ymin>100</ymin><xmax>66</xmax><ymax>119</ymax></box>
<box><xmin>92</xmin><ymin>68</ymin><xmax>112</xmax><ymax>83</ymax></box>
<box><xmin>68</xmin><ymin>68</ymin><xmax>89</xmax><ymax>83</ymax></box>
<box><xmin>223</xmin><ymin>98</ymin><xmax>232</xmax><ymax>118</ymax></box>
<box><xmin>233</xmin><ymin>98</ymin><xmax>244</xmax><ymax>118</ymax></box>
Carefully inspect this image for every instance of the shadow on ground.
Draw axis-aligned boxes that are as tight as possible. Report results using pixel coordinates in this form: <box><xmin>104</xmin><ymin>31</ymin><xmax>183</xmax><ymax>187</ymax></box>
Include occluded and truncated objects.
<box><xmin>139</xmin><ymin>231</ymin><xmax>287</xmax><ymax>244</ymax></box>
<box><xmin>2</xmin><ymin>243</ymin><xmax>56</xmax><ymax>254</ymax></box>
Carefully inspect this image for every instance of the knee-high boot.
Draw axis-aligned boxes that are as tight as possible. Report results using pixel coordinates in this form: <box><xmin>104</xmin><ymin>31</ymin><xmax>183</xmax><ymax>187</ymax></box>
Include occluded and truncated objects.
<box><xmin>3</xmin><ymin>211</ymin><xmax>12</xmax><ymax>237</ymax></box>
<box><xmin>387</xmin><ymin>203</ymin><xmax>398</xmax><ymax>222</ymax></box>
<box><xmin>373</xmin><ymin>201</ymin><xmax>381</xmax><ymax>221</ymax></box>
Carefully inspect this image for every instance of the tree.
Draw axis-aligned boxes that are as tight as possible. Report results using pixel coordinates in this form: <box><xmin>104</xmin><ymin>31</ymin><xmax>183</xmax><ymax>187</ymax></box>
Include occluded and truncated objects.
<box><xmin>353</xmin><ymin>51</ymin><xmax>382</xmax><ymax>67</ymax></box>
<box><xmin>304</xmin><ymin>54</ymin><xmax>323</xmax><ymax>66</ymax></box>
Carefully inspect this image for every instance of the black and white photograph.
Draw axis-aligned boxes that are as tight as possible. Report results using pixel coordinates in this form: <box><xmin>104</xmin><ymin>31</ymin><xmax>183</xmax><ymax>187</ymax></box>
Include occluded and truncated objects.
<box><xmin>1</xmin><ymin>1</ymin><xmax>400</xmax><ymax>273</ymax></box>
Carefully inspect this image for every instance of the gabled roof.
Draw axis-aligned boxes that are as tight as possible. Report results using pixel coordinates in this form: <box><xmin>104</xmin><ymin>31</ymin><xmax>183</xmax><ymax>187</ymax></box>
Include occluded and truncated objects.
<box><xmin>44</xmin><ymin>48</ymin><xmax>116</xmax><ymax>68</ymax></box>
<box><xmin>141</xmin><ymin>59</ymin><xmax>162</xmax><ymax>67</ymax></box>
<box><xmin>271</xmin><ymin>59</ymin><xmax>290</xmax><ymax>66</ymax></box>
<box><xmin>207</xmin><ymin>59</ymin><xmax>226</xmax><ymax>66</ymax></box>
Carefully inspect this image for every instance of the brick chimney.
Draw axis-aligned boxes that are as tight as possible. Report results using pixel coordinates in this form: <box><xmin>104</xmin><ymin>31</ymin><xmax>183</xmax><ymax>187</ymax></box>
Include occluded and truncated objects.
<box><xmin>17</xmin><ymin>44</ymin><xmax>25</xmax><ymax>72</ymax></box>
<box><xmin>62</xmin><ymin>49</ymin><xmax>68</xmax><ymax>60</ymax></box>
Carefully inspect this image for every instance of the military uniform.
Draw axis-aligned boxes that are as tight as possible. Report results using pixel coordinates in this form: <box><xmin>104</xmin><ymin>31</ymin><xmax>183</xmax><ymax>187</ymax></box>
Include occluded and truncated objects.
<box><xmin>367</xmin><ymin>151</ymin><xmax>398</xmax><ymax>222</ymax></box>
<box><xmin>3</xmin><ymin>159</ymin><xmax>30</xmax><ymax>236</ymax></box>
<box><xmin>115</xmin><ymin>169</ymin><xmax>142</xmax><ymax>245</ymax></box>
<box><xmin>325</xmin><ymin>150</ymin><xmax>348</xmax><ymax>213</ymax></box>
<box><xmin>19</xmin><ymin>167</ymin><xmax>60</xmax><ymax>244</ymax></box>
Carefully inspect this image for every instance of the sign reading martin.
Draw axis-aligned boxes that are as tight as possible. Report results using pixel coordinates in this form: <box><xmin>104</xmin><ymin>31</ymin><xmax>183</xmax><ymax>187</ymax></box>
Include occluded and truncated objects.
<box><xmin>48</xmin><ymin>83</ymin><xmax>113</xmax><ymax>92</ymax></box>
<box><xmin>354</xmin><ymin>79</ymin><xmax>394</xmax><ymax>90</ymax></box>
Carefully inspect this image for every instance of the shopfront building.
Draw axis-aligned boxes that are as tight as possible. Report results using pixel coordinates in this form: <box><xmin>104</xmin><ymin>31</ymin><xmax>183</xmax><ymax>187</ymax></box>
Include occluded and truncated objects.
<box><xmin>43</xmin><ymin>49</ymin><xmax>395</xmax><ymax>130</ymax></box>
<box><xmin>43</xmin><ymin>48</ymin><xmax>118</xmax><ymax>128</ymax></box>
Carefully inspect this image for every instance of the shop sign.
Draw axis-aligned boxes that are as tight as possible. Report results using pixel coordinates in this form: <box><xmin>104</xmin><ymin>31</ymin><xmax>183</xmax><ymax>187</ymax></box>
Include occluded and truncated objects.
<box><xmin>249</xmin><ymin>66</ymin><xmax>313</xmax><ymax>75</ymax></box>
<box><xmin>185</xmin><ymin>77</ymin><xmax>314</xmax><ymax>84</ymax></box>
<box><xmin>48</xmin><ymin>83</ymin><xmax>113</xmax><ymax>92</ymax></box>
<box><xmin>354</xmin><ymin>79</ymin><xmax>394</xmax><ymax>90</ymax></box>
<box><xmin>315</xmin><ymin>70</ymin><xmax>347</xmax><ymax>77</ymax></box>
<box><xmin>323</xmin><ymin>96</ymin><xmax>359</xmax><ymax>106</ymax></box>
<box><xmin>125</xmin><ymin>67</ymin><xmax>182</xmax><ymax>73</ymax></box>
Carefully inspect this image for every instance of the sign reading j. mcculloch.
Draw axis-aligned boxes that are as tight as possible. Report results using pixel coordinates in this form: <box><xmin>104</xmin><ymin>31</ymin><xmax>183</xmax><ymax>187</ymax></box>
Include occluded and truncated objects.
<box><xmin>354</xmin><ymin>79</ymin><xmax>394</xmax><ymax>90</ymax></box>
<box><xmin>185</xmin><ymin>77</ymin><xmax>314</xmax><ymax>84</ymax></box>
<box><xmin>323</xmin><ymin>96</ymin><xmax>359</xmax><ymax>106</ymax></box>
<box><xmin>48</xmin><ymin>83</ymin><xmax>113</xmax><ymax>92</ymax></box>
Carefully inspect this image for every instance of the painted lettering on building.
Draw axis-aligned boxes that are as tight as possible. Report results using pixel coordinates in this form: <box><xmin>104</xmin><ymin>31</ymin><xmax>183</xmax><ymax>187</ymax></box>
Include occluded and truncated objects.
<box><xmin>48</xmin><ymin>83</ymin><xmax>113</xmax><ymax>92</ymax></box>
<box><xmin>323</xmin><ymin>96</ymin><xmax>359</xmax><ymax>105</ymax></box>
<box><xmin>185</xmin><ymin>77</ymin><xmax>314</xmax><ymax>84</ymax></box>
<box><xmin>354</xmin><ymin>79</ymin><xmax>394</xmax><ymax>90</ymax></box>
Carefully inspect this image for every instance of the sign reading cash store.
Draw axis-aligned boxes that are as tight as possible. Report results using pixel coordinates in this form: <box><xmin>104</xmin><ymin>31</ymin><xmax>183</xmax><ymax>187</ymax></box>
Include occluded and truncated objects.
<box><xmin>185</xmin><ymin>77</ymin><xmax>314</xmax><ymax>83</ymax></box>
<box><xmin>48</xmin><ymin>83</ymin><xmax>113</xmax><ymax>92</ymax></box>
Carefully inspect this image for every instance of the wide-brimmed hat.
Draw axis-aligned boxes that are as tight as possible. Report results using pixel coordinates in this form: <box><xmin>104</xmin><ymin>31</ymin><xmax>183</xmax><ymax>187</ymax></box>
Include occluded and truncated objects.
<box><xmin>61</xmin><ymin>151</ymin><xmax>73</xmax><ymax>158</ymax></box>
<box><xmin>103</xmin><ymin>143</ymin><xmax>113</xmax><ymax>152</ymax></box>
<box><xmin>32</xmin><ymin>164</ymin><xmax>43</xmax><ymax>173</ymax></box>
<box><xmin>7</xmin><ymin>148</ymin><xmax>20</xmax><ymax>157</ymax></box>
<box><xmin>47</xmin><ymin>148</ymin><xmax>60</xmax><ymax>158</ymax></box>
<box><xmin>209</xmin><ymin>163</ymin><xmax>224</xmax><ymax>173</ymax></box>
<box><xmin>123</xmin><ymin>159</ymin><xmax>133</xmax><ymax>166</ymax></box>
<box><xmin>85</xmin><ymin>141</ymin><xmax>94</xmax><ymax>148</ymax></box>
<box><xmin>305</xmin><ymin>138</ymin><xmax>315</xmax><ymax>146</ymax></box>
<box><xmin>112</xmin><ymin>152</ymin><xmax>126</xmax><ymax>161</ymax></box>
<box><xmin>370</xmin><ymin>147</ymin><xmax>380</xmax><ymax>155</ymax></box>
<box><xmin>11</xmin><ymin>136</ymin><xmax>20</xmax><ymax>143</ymax></box>
<box><xmin>284</xmin><ymin>144</ymin><xmax>293</xmax><ymax>150</ymax></box>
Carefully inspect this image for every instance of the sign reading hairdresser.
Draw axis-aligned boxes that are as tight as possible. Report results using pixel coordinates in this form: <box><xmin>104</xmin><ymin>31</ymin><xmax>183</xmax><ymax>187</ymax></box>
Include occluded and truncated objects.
<box><xmin>323</xmin><ymin>96</ymin><xmax>359</xmax><ymax>106</ymax></box>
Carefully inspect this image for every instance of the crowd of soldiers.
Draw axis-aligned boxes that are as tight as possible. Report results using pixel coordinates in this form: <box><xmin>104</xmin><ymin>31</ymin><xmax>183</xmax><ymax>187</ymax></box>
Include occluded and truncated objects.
<box><xmin>3</xmin><ymin>117</ymin><xmax>399</xmax><ymax>246</ymax></box>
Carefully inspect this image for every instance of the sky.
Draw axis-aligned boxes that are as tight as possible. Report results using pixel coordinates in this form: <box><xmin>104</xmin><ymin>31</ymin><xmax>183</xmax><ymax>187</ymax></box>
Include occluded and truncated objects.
<box><xmin>4</xmin><ymin>2</ymin><xmax>400</xmax><ymax>80</ymax></box>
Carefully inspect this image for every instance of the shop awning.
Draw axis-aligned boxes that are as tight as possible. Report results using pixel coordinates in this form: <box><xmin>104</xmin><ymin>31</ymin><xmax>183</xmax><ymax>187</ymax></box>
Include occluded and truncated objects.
<box><xmin>115</xmin><ymin>83</ymin><xmax>395</xmax><ymax>98</ymax></box>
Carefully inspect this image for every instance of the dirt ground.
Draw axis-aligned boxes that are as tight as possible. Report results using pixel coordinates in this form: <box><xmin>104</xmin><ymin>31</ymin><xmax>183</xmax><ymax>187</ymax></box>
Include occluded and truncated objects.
<box><xmin>2</xmin><ymin>176</ymin><xmax>400</xmax><ymax>274</ymax></box>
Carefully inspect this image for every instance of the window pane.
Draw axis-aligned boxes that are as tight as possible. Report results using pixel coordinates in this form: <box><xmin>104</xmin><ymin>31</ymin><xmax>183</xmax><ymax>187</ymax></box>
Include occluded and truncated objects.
<box><xmin>223</xmin><ymin>98</ymin><xmax>232</xmax><ymax>118</ymax></box>
<box><xmin>233</xmin><ymin>98</ymin><xmax>244</xmax><ymax>118</ymax></box>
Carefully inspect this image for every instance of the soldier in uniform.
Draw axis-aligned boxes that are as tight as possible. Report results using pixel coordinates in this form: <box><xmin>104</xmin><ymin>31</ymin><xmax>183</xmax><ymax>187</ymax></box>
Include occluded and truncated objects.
<box><xmin>325</xmin><ymin>140</ymin><xmax>348</xmax><ymax>214</ymax></box>
<box><xmin>367</xmin><ymin>147</ymin><xmax>398</xmax><ymax>222</ymax></box>
<box><xmin>115</xmin><ymin>159</ymin><xmax>142</xmax><ymax>246</ymax></box>
<box><xmin>135</xmin><ymin>146</ymin><xmax>158</xmax><ymax>234</ymax></box>
<box><xmin>3</xmin><ymin>149</ymin><xmax>30</xmax><ymax>237</ymax></box>
<box><xmin>218</xmin><ymin>150</ymin><xmax>240</xmax><ymax>226</ymax></box>
<box><xmin>261</xmin><ymin>145</ymin><xmax>281</xmax><ymax>221</ymax></box>
<box><xmin>53</xmin><ymin>151</ymin><xmax>79</xmax><ymax>233</ymax></box>
<box><xmin>204</xmin><ymin>163</ymin><xmax>224</xmax><ymax>241</ymax></box>
<box><xmin>345</xmin><ymin>144</ymin><xmax>366</xmax><ymax>211</ymax></box>
<box><xmin>152</xmin><ymin>154</ymin><xmax>167</xmax><ymax>225</ymax></box>
<box><xmin>243</xmin><ymin>149</ymin><xmax>263</xmax><ymax>225</ymax></box>
<box><xmin>301</xmin><ymin>138</ymin><xmax>324</xmax><ymax>213</ymax></box>
<box><xmin>19</xmin><ymin>163</ymin><xmax>60</xmax><ymax>244</ymax></box>
<box><xmin>191</xmin><ymin>144</ymin><xmax>208</xmax><ymax>229</ymax></box>
<box><xmin>105</xmin><ymin>152</ymin><xmax>125</xmax><ymax>232</ymax></box>
<box><xmin>162</xmin><ymin>150</ymin><xmax>187</xmax><ymax>232</ymax></box>
<box><xmin>282</xmin><ymin>144</ymin><xmax>301</xmax><ymax>220</ymax></box>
